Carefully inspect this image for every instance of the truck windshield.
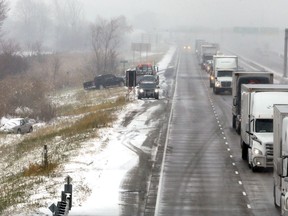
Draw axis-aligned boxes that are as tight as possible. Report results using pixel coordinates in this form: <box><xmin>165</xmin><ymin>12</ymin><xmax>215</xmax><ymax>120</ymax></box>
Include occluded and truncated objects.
<box><xmin>255</xmin><ymin>119</ymin><xmax>273</xmax><ymax>132</ymax></box>
<box><xmin>217</xmin><ymin>70</ymin><xmax>232</xmax><ymax>77</ymax></box>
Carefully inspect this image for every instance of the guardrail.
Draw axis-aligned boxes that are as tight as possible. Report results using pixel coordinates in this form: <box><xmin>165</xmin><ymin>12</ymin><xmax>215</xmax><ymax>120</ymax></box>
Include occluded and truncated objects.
<box><xmin>49</xmin><ymin>176</ymin><xmax>73</xmax><ymax>216</ymax></box>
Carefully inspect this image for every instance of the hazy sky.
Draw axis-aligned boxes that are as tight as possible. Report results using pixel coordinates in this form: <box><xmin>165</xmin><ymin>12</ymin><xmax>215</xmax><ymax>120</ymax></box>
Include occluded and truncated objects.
<box><xmin>80</xmin><ymin>0</ymin><xmax>288</xmax><ymax>29</ymax></box>
<box><xmin>7</xmin><ymin>0</ymin><xmax>288</xmax><ymax>29</ymax></box>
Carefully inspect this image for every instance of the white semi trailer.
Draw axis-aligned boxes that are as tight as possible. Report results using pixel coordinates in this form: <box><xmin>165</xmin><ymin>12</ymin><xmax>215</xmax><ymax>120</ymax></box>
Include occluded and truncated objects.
<box><xmin>231</xmin><ymin>71</ymin><xmax>274</xmax><ymax>134</ymax></box>
<box><xmin>240</xmin><ymin>84</ymin><xmax>288</xmax><ymax>171</ymax></box>
<box><xmin>273</xmin><ymin>105</ymin><xmax>288</xmax><ymax>214</ymax></box>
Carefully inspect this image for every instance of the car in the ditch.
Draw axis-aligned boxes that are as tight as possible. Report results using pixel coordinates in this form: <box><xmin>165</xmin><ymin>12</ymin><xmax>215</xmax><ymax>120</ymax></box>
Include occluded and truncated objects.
<box><xmin>0</xmin><ymin>118</ymin><xmax>33</xmax><ymax>134</ymax></box>
<box><xmin>137</xmin><ymin>81</ymin><xmax>159</xmax><ymax>99</ymax></box>
<box><xmin>83</xmin><ymin>74</ymin><xmax>125</xmax><ymax>90</ymax></box>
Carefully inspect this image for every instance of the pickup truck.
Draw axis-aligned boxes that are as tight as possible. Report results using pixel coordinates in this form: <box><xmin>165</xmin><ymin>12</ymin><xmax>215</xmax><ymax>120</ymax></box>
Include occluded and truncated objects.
<box><xmin>83</xmin><ymin>74</ymin><xmax>125</xmax><ymax>90</ymax></box>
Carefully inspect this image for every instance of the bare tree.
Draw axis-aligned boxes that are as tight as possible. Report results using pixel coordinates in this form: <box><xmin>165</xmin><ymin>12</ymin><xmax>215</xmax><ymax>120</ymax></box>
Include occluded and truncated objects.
<box><xmin>0</xmin><ymin>0</ymin><xmax>8</xmax><ymax>36</ymax></box>
<box><xmin>52</xmin><ymin>0</ymin><xmax>88</xmax><ymax>51</ymax></box>
<box><xmin>11</xmin><ymin>0</ymin><xmax>51</xmax><ymax>50</ymax></box>
<box><xmin>90</xmin><ymin>16</ymin><xmax>132</xmax><ymax>75</ymax></box>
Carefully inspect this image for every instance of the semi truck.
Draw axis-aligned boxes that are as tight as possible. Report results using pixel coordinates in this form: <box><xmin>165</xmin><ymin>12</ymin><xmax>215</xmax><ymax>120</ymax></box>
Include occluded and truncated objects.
<box><xmin>199</xmin><ymin>43</ymin><xmax>219</xmax><ymax>67</ymax></box>
<box><xmin>210</xmin><ymin>55</ymin><xmax>238</xmax><ymax>94</ymax></box>
<box><xmin>232</xmin><ymin>71</ymin><xmax>274</xmax><ymax>134</ymax></box>
<box><xmin>273</xmin><ymin>105</ymin><xmax>288</xmax><ymax>213</ymax></box>
<box><xmin>240</xmin><ymin>84</ymin><xmax>288</xmax><ymax>171</ymax></box>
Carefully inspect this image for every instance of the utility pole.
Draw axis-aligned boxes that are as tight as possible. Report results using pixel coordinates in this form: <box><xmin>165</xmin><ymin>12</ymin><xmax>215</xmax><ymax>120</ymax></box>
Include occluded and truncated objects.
<box><xmin>284</xmin><ymin>28</ymin><xmax>288</xmax><ymax>78</ymax></box>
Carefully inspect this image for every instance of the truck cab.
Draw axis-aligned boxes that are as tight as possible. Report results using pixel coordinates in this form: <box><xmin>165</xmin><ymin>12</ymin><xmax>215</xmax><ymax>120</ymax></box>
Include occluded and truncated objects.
<box><xmin>211</xmin><ymin>55</ymin><xmax>238</xmax><ymax>94</ymax></box>
<box><xmin>213</xmin><ymin>70</ymin><xmax>233</xmax><ymax>94</ymax></box>
<box><xmin>240</xmin><ymin>84</ymin><xmax>288</xmax><ymax>171</ymax></box>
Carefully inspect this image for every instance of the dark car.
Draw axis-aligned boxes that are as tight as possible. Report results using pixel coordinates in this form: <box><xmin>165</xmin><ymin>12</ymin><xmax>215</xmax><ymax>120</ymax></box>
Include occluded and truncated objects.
<box><xmin>137</xmin><ymin>81</ymin><xmax>159</xmax><ymax>99</ymax></box>
<box><xmin>84</xmin><ymin>74</ymin><xmax>125</xmax><ymax>90</ymax></box>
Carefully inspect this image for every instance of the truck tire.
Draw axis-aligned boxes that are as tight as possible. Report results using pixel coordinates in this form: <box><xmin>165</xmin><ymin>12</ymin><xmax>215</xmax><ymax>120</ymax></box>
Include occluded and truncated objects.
<box><xmin>236</xmin><ymin>119</ymin><xmax>241</xmax><ymax>135</ymax></box>
<box><xmin>274</xmin><ymin>184</ymin><xmax>279</xmax><ymax>208</ymax></box>
<box><xmin>213</xmin><ymin>87</ymin><xmax>218</xmax><ymax>95</ymax></box>
<box><xmin>241</xmin><ymin>139</ymin><xmax>248</xmax><ymax>160</ymax></box>
<box><xmin>209</xmin><ymin>80</ymin><xmax>213</xmax><ymax>88</ymax></box>
<box><xmin>232</xmin><ymin>115</ymin><xmax>236</xmax><ymax>129</ymax></box>
<box><xmin>99</xmin><ymin>85</ymin><xmax>104</xmax><ymax>90</ymax></box>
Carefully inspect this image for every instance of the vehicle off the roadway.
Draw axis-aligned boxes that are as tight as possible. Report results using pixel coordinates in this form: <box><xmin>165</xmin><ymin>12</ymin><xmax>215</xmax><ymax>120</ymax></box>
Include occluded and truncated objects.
<box><xmin>83</xmin><ymin>74</ymin><xmax>125</xmax><ymax>90</ymax></box>
<box><xmin>0</xmin><ymin>118</ymin><xmax>33</xmax><ymax>134</ymax></box>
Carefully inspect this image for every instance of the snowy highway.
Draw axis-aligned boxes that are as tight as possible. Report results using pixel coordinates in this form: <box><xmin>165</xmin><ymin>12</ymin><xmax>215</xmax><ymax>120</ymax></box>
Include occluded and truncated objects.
<box><xmin>153</xmin><ymin>48</ymin><xmax>281</xmax><ymax>216</ymax></box>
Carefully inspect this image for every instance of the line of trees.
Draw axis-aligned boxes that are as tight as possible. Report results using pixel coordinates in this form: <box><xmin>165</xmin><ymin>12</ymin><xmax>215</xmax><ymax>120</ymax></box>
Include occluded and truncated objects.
<box><xmin>0</xmin><ymin>0</ymin><xmax>133</xmax><ymax>121</ymax></box>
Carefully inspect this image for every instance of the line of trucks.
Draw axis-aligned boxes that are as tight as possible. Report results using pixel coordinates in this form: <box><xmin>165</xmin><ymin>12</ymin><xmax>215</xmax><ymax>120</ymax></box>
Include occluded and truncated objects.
<box><xmin>195</xmin><ymin>39</ymin><xmax>240</xmax><ymax>95</ymax></box>
<box><xmin>195</xmin><ymin>39</ymin><xmax>288</xmax><ymax>215</ymax></box>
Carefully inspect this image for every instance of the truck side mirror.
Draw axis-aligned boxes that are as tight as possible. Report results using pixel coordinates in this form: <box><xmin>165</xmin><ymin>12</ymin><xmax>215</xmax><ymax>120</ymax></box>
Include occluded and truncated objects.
<box><xmin>233</xmin><ymin>97</ymin><xmax>237</xmax><ymax>106</ymax></box>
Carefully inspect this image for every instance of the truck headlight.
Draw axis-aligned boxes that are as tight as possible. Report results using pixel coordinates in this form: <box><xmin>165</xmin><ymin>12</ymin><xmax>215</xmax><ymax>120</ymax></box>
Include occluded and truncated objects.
<box><xmin>215</xmin><ymin>80</ymin><xmax>221</xmax><ymax>87</ymax></box>
<box><xmin>139</xmin><ymin>89</ymin><xmax>144</xmax><ymax>93</ymax></box>
<box><xmin>155</xmin><ymin>89</ymin><xmax>159</xmax><ymax>93</ymax></box>
<box><xmin>210</xmin><ymin>76</ymin><xmax>214</xmax><ymax>80</ymax></box>
<box><xmin>253</xmin><ymin>148</ymin><xmax>263</xmax><ymax>156</ymax></box>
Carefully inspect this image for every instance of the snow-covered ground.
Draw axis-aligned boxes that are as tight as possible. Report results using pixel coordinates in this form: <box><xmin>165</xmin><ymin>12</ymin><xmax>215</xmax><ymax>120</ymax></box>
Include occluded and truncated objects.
<box><xmin>28</xmin><ymin>46</ymin><xmax>176</xmax><ymax>216</ymax></box>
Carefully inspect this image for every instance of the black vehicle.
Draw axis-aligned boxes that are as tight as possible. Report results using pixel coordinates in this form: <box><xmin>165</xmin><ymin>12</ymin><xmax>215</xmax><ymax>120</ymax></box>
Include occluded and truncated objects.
<box><xmin>83</xmin><ymin>74</ymin><xmax>125</xmax><ymax>90</ymax></box>
<box><xmin>137</xmin><ymin>81</ymin><xmax>159</xmax><ymax>99</ymax></box>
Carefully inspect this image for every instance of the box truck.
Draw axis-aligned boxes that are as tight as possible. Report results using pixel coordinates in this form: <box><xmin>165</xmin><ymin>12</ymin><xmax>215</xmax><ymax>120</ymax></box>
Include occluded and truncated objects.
<box><xmin>273</xmin><ymin>105</ymin><xmax>288</xmax><ymax>213</ymax></box>
<box><xmin>240</xmin><ymin>84</ymin><xmax>288</xmax><ymax>171</ymax></box>
<box><xmin>232</xmin><ymin>71</ymin><xmax>274</xmax><ymax>134</ymax></box>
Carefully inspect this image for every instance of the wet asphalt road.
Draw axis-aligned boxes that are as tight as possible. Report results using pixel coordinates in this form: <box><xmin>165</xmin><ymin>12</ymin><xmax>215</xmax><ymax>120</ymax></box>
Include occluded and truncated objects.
<box><xmin>154</xmin><ymin>50</ymin><xmax>280</xmax><ymax>216</ymax></box>
<box><xmin>119</xmin><ymin>47</ymin><xmax>281</xmax><ymax>216</ymax></box>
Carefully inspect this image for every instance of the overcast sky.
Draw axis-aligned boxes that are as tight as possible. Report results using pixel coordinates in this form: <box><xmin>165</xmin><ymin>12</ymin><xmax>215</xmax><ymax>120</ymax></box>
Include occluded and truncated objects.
<box><xmin>6</xmin><ymin>0</ymin><xmax>288</xmax><ymax>30</ymax></box>
<box><xmin>80</xmin><ymin>0</ymin><xmax>288</xmax><ymax>29</ymax></box>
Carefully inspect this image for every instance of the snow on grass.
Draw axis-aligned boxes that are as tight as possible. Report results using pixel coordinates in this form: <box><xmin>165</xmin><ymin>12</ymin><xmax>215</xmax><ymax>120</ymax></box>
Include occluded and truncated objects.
<box><xmin>0</xmin><ymin>45</ymin><xmax>176</xmax><ymax>216</ymax></box>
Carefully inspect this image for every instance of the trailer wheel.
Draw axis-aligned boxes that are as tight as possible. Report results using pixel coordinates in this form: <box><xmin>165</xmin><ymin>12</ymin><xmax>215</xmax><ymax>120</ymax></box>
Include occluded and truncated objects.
<box><xmin>232</xmin><ymin>115</ymin><xmax>236</xmax><ymax>129</ymax></box>
<box><xmin>236</xmin><ymin>119</ymin><xmax>241</xmax><ymax>135</ymax></box>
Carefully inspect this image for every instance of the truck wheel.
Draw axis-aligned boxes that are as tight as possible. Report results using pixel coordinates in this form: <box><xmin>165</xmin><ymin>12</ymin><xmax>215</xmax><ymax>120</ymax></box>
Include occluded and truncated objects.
<box><xmin>236</xmin><ymin>119</ymin><xmax>241</xmax><ymax>135</ymax></box>
<box><xmin>232</xmin><ymin>115</ymin><xmax>236</xmax><ymax>128</ymax></box>
<box><xmin>241</xmin><ymin>140</ymin><xmax>248</xmax><ymax>160</ymax></box>
<box><xmin>99</xmin><ymin>85</ymin><xmax>104</xmax><ymax>90</ymax></box>
<box><xmin>251</xmin><ymin>165</ymin><xmax>257</xmax><ymax>172</ymax></box>
<box><xmin>209</xmin><ymin>80</ymin><xmax>213</xmax><ymax>88</ymax></box>
<box><xmin>248</xmin><ymin>149</ymin><xmax>257</xmax><ymax>172</ymax></box>
<box><xmin>274</xmin><ymin>185</ymin><xmax>279</xmax><ymax>208</ymax></box>
<box><xmin>213</xmin><ymin>87</ymin><xmax>218</xmax><ymax>95</ymax></box>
